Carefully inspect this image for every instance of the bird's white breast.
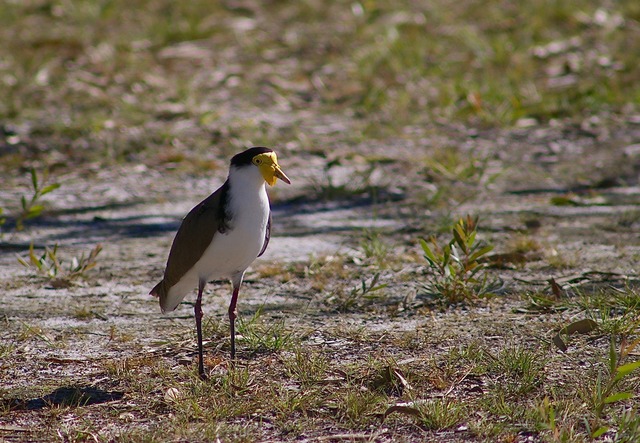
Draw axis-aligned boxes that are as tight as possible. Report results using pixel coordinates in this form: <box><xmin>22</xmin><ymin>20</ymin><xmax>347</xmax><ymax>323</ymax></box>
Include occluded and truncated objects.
<box><xmin>195</xmin><ymin>190</ymin><xmax>269</xmax><ymax>281</ymax></box>
<box><xmin>162</xmin><ymin>164</ymin><xmax>272</xmax><ymax>310</ymax></box>
<box><xmin>196</xmin><ymin>166</ymin><xmax>270</xmax><ymax>281</ymax></box>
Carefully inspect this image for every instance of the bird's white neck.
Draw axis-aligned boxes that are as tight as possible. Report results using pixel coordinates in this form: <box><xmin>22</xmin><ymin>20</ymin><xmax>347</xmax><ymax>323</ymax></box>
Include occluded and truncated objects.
<box><xmin>228</xmin><ymin>165</ymin><xmax>267</xmax><ymax>192</ymax></box>
<box><xmin>227</xmin><ymin>165</ymin><xmax>269</xmax><ymax>215</ymax></box>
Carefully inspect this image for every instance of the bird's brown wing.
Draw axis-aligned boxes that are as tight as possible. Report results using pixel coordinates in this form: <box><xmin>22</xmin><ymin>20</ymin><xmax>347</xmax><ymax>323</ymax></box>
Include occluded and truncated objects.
<box><xmin>257</xmin><ymin>211</ymin><xmax>271</xmax><ymax>257</ymax></box>
<box><xmin>152</xmin><ymin>182</ymin><xmax>230</xmax><ymax>303</ymax></box>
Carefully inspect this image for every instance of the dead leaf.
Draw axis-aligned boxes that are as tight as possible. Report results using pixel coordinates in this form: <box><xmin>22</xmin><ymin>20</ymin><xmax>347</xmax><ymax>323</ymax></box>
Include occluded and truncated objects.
<box><xmin>552</xmin><ymin>318</ymin><xmax>599</xmax><ymax>351</ymax></box>
<box><xmin>553</xmin><ymin>334</ymin><xmax>568</xmax><ymax>352</ymax></box>
<box><xmin>164</xmin><ymin>387</ymin><xmax>182</xmax><ymax>403</ymax></box>
<box><xmin>549</xmin><ymin>278</ymin><xmax>564</xmax><ymax>298</ymax></box>
<box><xmin>562</xmin><ymin>318</ymin><xmax>599</xmax><ymax>335</ymax></box>
<box><xmin>391</xmin><ymin>367</ymin><xmax>412</xmax><ymax>391</ymax></box>
<box><xmin>383</xmin><ymin>403</ymin><xmax>423</xmax><ymax>420</ymax></box>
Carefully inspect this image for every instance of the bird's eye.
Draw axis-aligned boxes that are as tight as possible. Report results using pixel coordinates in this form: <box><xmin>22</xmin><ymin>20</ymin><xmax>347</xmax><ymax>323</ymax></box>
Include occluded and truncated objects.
<box><xmin>255</xmin><ymin>158</ymin><xmax>262</xmax><ymax>164</ymax></box>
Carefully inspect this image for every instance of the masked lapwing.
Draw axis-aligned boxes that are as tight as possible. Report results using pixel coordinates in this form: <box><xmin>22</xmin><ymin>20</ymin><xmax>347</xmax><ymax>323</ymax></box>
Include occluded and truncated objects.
<box><xmin>150</xmin><ymin>147</ymin><xmax>291</xmax><ymax>379</ymax></box>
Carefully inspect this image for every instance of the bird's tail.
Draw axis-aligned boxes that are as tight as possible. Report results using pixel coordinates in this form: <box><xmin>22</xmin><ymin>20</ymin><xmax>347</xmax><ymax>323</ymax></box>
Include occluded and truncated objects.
<box><xmin>149</xmin><ymin>279</ymin><xmax>178</xmax><ymax>314</ymax></box>
<box><xmin>150</xmin><ymin>280</ymin><xmax>164</xmax><ymax>298</ymax></box>
<box><xmin>150</xmin><ymin>280</ymin><xmax>168</xmax><ymax>313</ymax></box>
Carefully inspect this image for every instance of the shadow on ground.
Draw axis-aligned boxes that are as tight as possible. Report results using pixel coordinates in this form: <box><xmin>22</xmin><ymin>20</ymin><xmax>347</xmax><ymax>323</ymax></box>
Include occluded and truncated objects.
<box><xmin>3</xmin><ymin>386</ymin><xmax>124</xmax><ymax>411</ymax></box>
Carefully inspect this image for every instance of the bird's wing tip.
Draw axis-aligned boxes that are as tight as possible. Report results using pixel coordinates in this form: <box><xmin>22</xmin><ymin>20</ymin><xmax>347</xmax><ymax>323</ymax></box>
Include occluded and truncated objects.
<box><xmin>150</xmin><ymin>280</ymin><xmax>164</xmax><ymax>298</ymax></box>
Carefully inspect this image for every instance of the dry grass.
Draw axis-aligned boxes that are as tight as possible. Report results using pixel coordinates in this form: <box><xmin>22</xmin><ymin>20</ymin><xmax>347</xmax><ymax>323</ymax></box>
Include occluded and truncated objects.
<box><xmin>3</xmin><ymin>241</ymin><xmax>640</xmax><ymax>441</ymax></box>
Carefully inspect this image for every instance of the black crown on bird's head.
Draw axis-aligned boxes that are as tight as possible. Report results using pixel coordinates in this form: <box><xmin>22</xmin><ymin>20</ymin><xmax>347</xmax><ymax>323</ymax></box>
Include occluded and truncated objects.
<box><xmin>231</xmin><ymin>147</ymin><xmax>273</xmax><ymax>167</ymax></box>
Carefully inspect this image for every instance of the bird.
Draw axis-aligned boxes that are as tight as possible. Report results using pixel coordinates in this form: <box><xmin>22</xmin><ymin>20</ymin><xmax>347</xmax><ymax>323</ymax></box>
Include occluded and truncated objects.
<box><xmin>150</xmin><ymin>147</ymin><xmax>291</xmax><ymax>379</ymax></box>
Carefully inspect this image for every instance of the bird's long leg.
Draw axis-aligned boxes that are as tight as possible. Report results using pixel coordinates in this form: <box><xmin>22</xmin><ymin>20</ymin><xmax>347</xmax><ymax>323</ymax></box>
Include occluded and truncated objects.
<box><xmin>195</xmin><ymin>278</ymin><xmax>207</xmax><ymax>380</ymax></box>
<box><xmin>228</xmin><ymin>284</ymin><xmax>240</xmax><ymax>360</ymax></box>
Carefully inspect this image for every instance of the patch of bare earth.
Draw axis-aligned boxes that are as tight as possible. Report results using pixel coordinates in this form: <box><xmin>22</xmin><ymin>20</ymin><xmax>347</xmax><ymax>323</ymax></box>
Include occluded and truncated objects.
<box><xmin>2</xmin><ymin>119</ymin><xmax>640</xmax><ymax>441</ymax></box>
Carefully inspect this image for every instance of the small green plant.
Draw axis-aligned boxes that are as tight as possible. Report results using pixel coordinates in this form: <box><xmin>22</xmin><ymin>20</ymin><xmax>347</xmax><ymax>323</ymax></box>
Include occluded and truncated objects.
<box><xmin>418</xmin><ymin>398</ymin><xmax>467</xmax><ymax>430</ymax></box>
<box><xmin>359</xmin><ymin>229</ymin><xmax>391</xmax><ymax>269</ymax></box>
<box><xmin>574</xmin><ymin>287</ymin><xmax>640</xmax><ymax>337</ymax></box>
<box><xmin>615</xmin><ymin>407</ymin><xmax>640</xmax><ymax>442</ymax></box>
<box><xmin>16</xmin><ymin>168</ymin><xmax>61</xmax><ymax>230</ymax></box>
<box><xmin>518</xmin><ymin>291</ymin><xmax>566</xmax><ymax>314</ymax></box>
<box><xmin>18</xmin><ymin>322</ymin><xmax>54</xmax><ymax>347</ymax></box>
<box><xmin>536</xmin><ymin>397</ymin><xmax>583</xmax><ymax>442</ymax></box>
<box><xmin>550</xmin><ymin>317</ymin><xmax>640</xmax><ymax>436</ymax></box>
<box><xmin>217</xmin><ymin>365</ymin><xmax>253</xmax><ymax>394</ymax></box>
<box><xmin>590</xmin><ymin>337</ymin><xmax>640</xmax><ymax>420</ymax></box>
<box><xmin>385</xmin><ymin>398</ymin><xmax>467</xmax><ymax>430</ymax></box>
<box><xmin>420</xmin><ymin>215</ymin><xmax>499</xmax><ymax>304</ymax></box>
<box><xmin>423</xmin><ymin>147</ymin><xmax>492</xmax><ymax>185</ymax></box>
<box><xmin>236</xmin><ymin>307</ymin><xmax>293</xmax><ymax>355</ymax></box>
<box><xmin>0</xmin><ymin>342</ymin><xmax>15</xmax><ymax>359</ymax></box>
<box><xmin>282</xmin><ymin>347</ymin><xmax>329</xmax><ymax>387</ymax></box>
<box><xmin>486</xmin><ymin>345</ymin><xmax>546</xmax><ymax>395</ymax></box>
<box><xmin>325</xmin><ymin>272</ymin><xmax>387</xmax><ymax>312</ymax></box>
<box><xmin>17</xmin><ymin>243</ymin><xmax>102</xmax><ymax>284</ymax></box>
<box><xmin>333</xmin><ymin>389</ymin><xmax>385</xmax><ymax>426</ymax></box>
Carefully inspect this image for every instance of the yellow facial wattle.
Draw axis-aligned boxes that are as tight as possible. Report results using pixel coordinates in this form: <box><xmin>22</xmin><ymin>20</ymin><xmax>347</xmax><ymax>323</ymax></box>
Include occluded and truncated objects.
<box><xmin>253</xmin><ymin>152</ymin><xmax>291</xmax><ymax>186</ymax></box>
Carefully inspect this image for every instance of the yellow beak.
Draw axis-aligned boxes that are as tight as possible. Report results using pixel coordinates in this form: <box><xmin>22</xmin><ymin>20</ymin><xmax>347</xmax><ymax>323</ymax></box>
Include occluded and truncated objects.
<box><xmin>273</xmin><ymin>165</ymin><xmax>291</xmax><ymax>185</ymax></box>
<box><xmin>255</xmin><ymin>152</ymin><xmax>291</xmax><ymax>186</ymax></box>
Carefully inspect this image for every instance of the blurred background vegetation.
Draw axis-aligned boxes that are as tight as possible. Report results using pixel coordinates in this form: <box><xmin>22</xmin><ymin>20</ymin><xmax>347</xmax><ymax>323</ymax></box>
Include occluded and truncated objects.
<box><xmin>0</xmin><ymin>0</ymin><xmax>638</xmax><ymax>174</ymax></box>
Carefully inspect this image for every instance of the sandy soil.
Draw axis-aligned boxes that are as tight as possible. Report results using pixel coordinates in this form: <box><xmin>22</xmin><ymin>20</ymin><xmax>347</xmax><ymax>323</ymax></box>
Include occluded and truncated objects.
<box><xmin>1</xmin><ymin>120</ymin><xmax>640</xmax><ymax>441</ymax></box>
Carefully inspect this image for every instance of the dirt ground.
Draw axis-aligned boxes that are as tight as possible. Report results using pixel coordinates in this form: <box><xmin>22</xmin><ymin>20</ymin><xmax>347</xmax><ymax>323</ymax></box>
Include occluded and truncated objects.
<box><xmin>2</xmin><ymin>118</ymin><xmax>640</xmax><ymax>441</ymax></box>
